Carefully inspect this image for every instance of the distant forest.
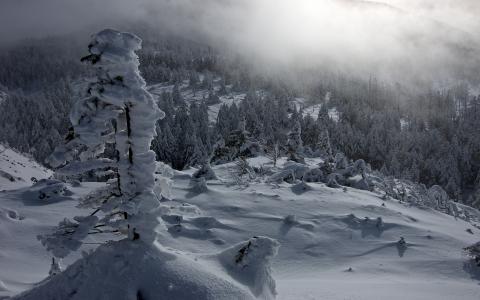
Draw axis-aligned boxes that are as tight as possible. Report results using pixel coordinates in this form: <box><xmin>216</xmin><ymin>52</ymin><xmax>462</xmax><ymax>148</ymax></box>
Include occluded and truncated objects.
<box><xmin>1</xmin><ymin>25</ymin><xmax>479</xmax><ymax>208</ymax></box>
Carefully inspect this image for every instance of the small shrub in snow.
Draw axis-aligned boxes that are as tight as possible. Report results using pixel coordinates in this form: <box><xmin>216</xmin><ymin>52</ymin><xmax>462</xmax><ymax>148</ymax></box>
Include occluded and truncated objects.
<box><xmin>427</xmin><ymin>185</ymin><xmax>450</xmax><ymax>211</ymax></box>
<box><xmin>48</xmin><ymin>257</ymin><xmax>62</xmax><ymax>276</ymax></box>
<box><xmin>291</xmin><ymin>181</ymin><xmax>312</xmax><ymax>194</ymax></box>
<box><xmin>193</xmin><ymin>161</ymin><xmax>217</xmax><ymax>180</ymax></box>
<box><xmin>70</xmin><ymin>180</ymin><xmax>81</xmax><ymax>187</ymax></box>
<box><xmin>303</xmin><ymin>167</ymin><xmax>324</xmax><ymax>183</ymax></box>
<box><xmin>464</xmin><ymin>241</ymin><xmax>480</xmax><ymax>266</ymax></box>
<box><xmin>326</xmin><ymin>173</ymin><xmax>342</xmax><ymax>188</ymax></box>
<box><xmin>283</xmin><ymin>215</ymin><xmax>298</xmax><ymax>225</ymax></box>
<box><xmin>376</xmin><ymin>217</ymin><xmax>383</xmax><ymax>229</ymax></box>
<box><xmin>24</xmin><ymin>179</ymin><xmax>72</xmax><ymax>201</ymax></box>
<box><xmin>334</xmin><ymin>153</ymin><xmax>348</xmax><ymax>170</ymax></box>
<box><xmin>267</xmin><ymin>161</ymin><xmax>309</xmax><ymax>184</ymax></box>
<box><xmin>191</xmin><ymin>177</ymin><xmax>208</xmax><ymax>193</ymax></box>
<box><xmin>236</xmin><ymin>157</ymin><xmax>255</xmax><ymax>178</ymax></box>
<box><xmin>218</xmin><ymin>236</ymin><xmax>279</xmax><ymax>299</ymax></box>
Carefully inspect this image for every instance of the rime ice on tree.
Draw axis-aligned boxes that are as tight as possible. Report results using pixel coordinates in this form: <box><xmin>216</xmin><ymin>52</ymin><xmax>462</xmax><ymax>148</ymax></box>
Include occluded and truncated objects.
<box><xmin>286</xmin><ymin>120</ymin><xmax>305</xmax><ymax>163</ymax></box>
<box><xmin>40</xmin><ymin>29</ymin><xmax>164</xmax><ymax>258</ymax></box>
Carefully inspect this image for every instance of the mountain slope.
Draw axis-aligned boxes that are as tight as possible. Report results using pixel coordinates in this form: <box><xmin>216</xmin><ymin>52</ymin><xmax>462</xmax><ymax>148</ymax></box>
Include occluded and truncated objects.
<box><xmin>0</xmin><ymin>145</ymin><xmax>51</xmax><ymax>191</ymax></box>
<box><xmin>0</xmin><ymin>153</ymin><xmax>479</xmax><ymax>299</ymax></box>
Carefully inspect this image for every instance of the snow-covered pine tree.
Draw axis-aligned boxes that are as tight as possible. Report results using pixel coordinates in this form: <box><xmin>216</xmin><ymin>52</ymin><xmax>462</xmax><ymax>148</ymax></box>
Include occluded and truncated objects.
<box><xmin>40</xmin><ymin>29</ymin><xmax>163</xmax><ymax>258</ymax></box>
<box><xmin>317</xmin><ymin>129</ymin><xmax>333</xmax><ymax>160</ymax></box>
<box><xmin>286</xmin><ymin>120</ymin><xmax>305</xmax><ymax>163</ymax></box>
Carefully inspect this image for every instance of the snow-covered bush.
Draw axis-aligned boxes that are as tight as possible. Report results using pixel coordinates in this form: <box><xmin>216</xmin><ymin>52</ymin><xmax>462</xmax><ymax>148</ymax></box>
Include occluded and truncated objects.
<box><xmin>193</xmin><ymin>161</ymin><xmax>217</xmax><ymax>180</ymax></box>
<box><xmin>291</xmin><ymin>181</ymin><xmax>312</xmax><ymax>194</ymax></box>
<box><xmin>334</xmin><ymin>153</ymin><xmax>348</xmax><ymax>170</ymax></box>
<box><xmin>48</xmin><ymin>258</ymin><xmax>62</xmax><ymax>277</ymax></box>
<box><xmin>464</xmin><ymin>241</ymin><xmax>480</xmax><ymax>266</ymax></box>
<box><xmin>326</xmin><ymin>174</ymin><xmax>341</xmax><ymax>188</ymax></box>
<box><xmin>39</xmin><ymin>29</ymin><xmax>163</xmax><ymax>258</ymax></box>
<box><xmin>190</xmin><ymin>177</ymin><xmax>208</xmax><ymax>194</ymax></box>
<box><xmin>267</xmin><ymin>161</ymin><xmax>309</xmax><ymax>184</ymax></box>
<box><xmin>303</xmin><ymin>167</ymin><xmax>325</xmax><ymax>182</ymax></box>
<box><xmin>346</xmin><ymin>175</ymin><xmax>372</xmax><ymax>191</ymax></box>
<box><xmin>24</xmin><ymin>179</ymin><xmax>72</xmax><ymax>201</ymax></box>
<box><xmin>427</xmin><ymin>185</ymin><xmax>450</xmax><ymax>211</ymax></box>
<box><xmin>218</xmin><ymin>236</ymin><xmax>279</xmax><ymax>299</ymax></box>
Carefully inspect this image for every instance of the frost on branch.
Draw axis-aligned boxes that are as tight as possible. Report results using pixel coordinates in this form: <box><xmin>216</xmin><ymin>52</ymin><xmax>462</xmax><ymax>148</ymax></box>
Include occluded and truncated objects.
<box><xmin>38</xmin><ymin>216</ymin><xmax>98</xmax><ymax>258</ymax></box>
<box><xmin>41</xmin><ymin>29</ymin><xmax>164</xmax><ymax>257</ymax></box>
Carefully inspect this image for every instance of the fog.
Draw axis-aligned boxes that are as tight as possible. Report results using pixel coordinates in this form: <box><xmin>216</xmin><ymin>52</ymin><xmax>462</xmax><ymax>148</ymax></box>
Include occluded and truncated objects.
<box><xmin>1</xmin><ymin>0</ymin><xmax>479</xmax><ymax>86</ymax></box>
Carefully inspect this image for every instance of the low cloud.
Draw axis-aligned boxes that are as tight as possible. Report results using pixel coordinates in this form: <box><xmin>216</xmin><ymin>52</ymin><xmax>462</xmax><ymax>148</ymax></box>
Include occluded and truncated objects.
<box><xmin>1</xmin><ymin>0</ymin><xmax>479</xmax><ymax>86</ymax></box>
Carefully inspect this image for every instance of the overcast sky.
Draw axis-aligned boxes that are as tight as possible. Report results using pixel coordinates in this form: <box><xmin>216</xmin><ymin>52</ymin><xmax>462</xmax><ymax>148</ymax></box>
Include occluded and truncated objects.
<box><xmin>1</xmin><ymin>0</ymin><xmax>479</xmax><ymax>85</ymax></box>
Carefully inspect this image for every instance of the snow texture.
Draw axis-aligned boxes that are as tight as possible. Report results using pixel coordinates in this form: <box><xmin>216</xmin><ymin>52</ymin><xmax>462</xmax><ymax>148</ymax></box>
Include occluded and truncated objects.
<box><xmin>2</xmin><ymin>151</ymin><xmax>480</xmax><ymax>299</ymax></box>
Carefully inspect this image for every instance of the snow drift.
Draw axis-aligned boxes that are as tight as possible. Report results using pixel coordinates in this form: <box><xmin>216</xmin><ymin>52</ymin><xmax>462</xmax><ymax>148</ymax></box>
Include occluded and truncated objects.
<box><xmin>13</xmin><ymin>237</ymin><xmax>279</xmax><ymax>300</ymax></box>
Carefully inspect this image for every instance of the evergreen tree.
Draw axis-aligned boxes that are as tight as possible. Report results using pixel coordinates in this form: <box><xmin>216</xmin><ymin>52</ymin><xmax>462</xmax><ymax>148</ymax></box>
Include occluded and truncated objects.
<box><xmin>40</xmin><ymin>29</ymin><xmax>163</xmax><ymax>258</ymax></box>
<box><xmin>286</xmin><ymin>120</ymin><xmax>304</xmax><ymax>163</ymax></box>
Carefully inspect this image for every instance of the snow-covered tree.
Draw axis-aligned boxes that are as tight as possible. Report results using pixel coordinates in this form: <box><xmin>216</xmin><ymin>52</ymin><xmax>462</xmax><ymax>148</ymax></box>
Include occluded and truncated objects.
<box><xmin>286</xmin><ymin>120</ymin><xmax>304</xmax><ymax>163</ymax></box>
<box><xmin>40</xmin><ymin>29</ymin><xmax>163</xmax><ymax>258</ymax></box>
<box><xmin>317</xmin><ymin>129</ymin><xmax>333</xmax><ymax>160</ymax></box>
<box><xmin>464</xmin><ymin>241</ymin><xmax>480</xmax><ymax>266</ymax></box>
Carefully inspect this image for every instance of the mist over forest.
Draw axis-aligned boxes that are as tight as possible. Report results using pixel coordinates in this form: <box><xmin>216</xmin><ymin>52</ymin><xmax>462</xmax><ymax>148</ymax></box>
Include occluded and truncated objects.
<box><xmin>1</xmin><ymin>1</ymin><xmax>480</xmax><ymax>299</ymax></box>
<box><xmin>1</xmin><ymin>0</ymin><xmax>480</xmax><ymax>206</ymax></box>
<box><xmin>2</xmin><ymin>0</ymin><xmax>480</xmax><ymax>86</ymax></box>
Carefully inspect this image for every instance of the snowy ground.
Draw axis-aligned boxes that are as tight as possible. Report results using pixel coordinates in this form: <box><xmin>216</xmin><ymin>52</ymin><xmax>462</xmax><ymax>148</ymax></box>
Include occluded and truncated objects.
<box><xmin>0</xmin><ymin>145</ymin><xmax>51</xmax><ymax>191</ymax></box>
<box><xmin>1</xmin><ymin>149</ymin><xmax>480</xmax><ymax>299</ymax></box>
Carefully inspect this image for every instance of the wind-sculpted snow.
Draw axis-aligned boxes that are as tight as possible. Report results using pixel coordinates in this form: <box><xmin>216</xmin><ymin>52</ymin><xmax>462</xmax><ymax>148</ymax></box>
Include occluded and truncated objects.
<box><xmin>2</xmin><ymin>156</ymin><xmax>480</xmax><ymax>299</ymax></box>
<box><xmin>13</xmin><ymin>240</ymin><xmax>257</xmax><ymax>300</ymax></box>
<box><xmin>217</xmin><ymin>236</ymin><xmax>279</xmax><ymax>299</ymax></box>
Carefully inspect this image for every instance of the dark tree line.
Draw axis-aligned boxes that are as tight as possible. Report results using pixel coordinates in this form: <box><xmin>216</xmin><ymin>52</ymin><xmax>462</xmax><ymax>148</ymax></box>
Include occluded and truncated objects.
<box><xmin>1</xmin><ymin>29</ymin><xmax>480</xmax><ymax>208</ymax></box>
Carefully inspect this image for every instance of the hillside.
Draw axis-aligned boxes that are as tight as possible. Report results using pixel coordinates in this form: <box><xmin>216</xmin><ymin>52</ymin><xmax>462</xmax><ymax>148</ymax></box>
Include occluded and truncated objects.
<box><xmin>0</xmin><ymin>145</ymin><xmax>51</xmax><ymax>191</ymax></box>
<box><xmin>1</xmin><ymin>149</ymin><xmax>479</xmax><ymax>299</ymax></box>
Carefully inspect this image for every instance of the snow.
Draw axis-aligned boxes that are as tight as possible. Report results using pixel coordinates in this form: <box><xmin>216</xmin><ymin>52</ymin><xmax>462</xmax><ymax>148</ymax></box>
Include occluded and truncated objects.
<box><xmin>292</xmin><ymin>92</ymin><xmax>334</xmax><ymax>121</ymax></box>
<box><xmin>0</xmin><ymin>145</ymin><xmax>51</xmax><ymax>191</ymax></box>
<box><xmin>149</xmin><ymin>79</ymin><xmax>340</xmax><ymax>127</ymax></box>
<box><xmin>148</xmin><ymin>82</ymin><xmax>246</xmax><ymax>123</ymax></box>
<box><xmin>208</xmin><ymin>93</ymin><xmax>246</xmax><ymax>123</ymax></box>
<box><xmin>0</xmin><ymin>180</ymin><xmax>102</xmax><ymax>297</ymax></box>
<box><xmin>303</xmin><ymin>104</ymin><xmax>322</xmax><ymax>120</ymax></box>
<box><xmin>328</xmin><ymin>107</ymin><xmax>340</xmax><ymax>122</ymax></box>
<box><xmin>13</xmin><ymin>239</ymin><xmax>261</xmax><ymax>300</ymax></box>
<box><xmin>1</xmin><ymin>151</ymin><xmax>480</xmax><ymax>299</ymax></box>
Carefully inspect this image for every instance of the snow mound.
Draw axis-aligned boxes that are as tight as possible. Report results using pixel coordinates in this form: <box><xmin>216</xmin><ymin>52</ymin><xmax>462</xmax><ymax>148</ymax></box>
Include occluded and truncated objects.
<box><xmin>22</xmin><ymin>179</ymin><xmax>73</xmax><ymax>205</ymax></box>
<box><xmin>291</xmin><ymin>181</ymin><xmax>312</xmax><ymax>195</ymax></box>
<box><xmin>0</xmin><ymin>207</ymin><xmax>24</xmax><ymax>222</ymax></box>
<box><xmin>217</xmin><ymin>236</ymin><xmax>279</xmax><ymax>300</ymax></box>
<box><xmin>13</xmin><ymin>239</ymin><xmax>256</xmax><ymax>300</ymax></box>
<box><xmin>193</xmin><ymin>163</ymin><xmax>217</xmax><ymax>180</ymax></box>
